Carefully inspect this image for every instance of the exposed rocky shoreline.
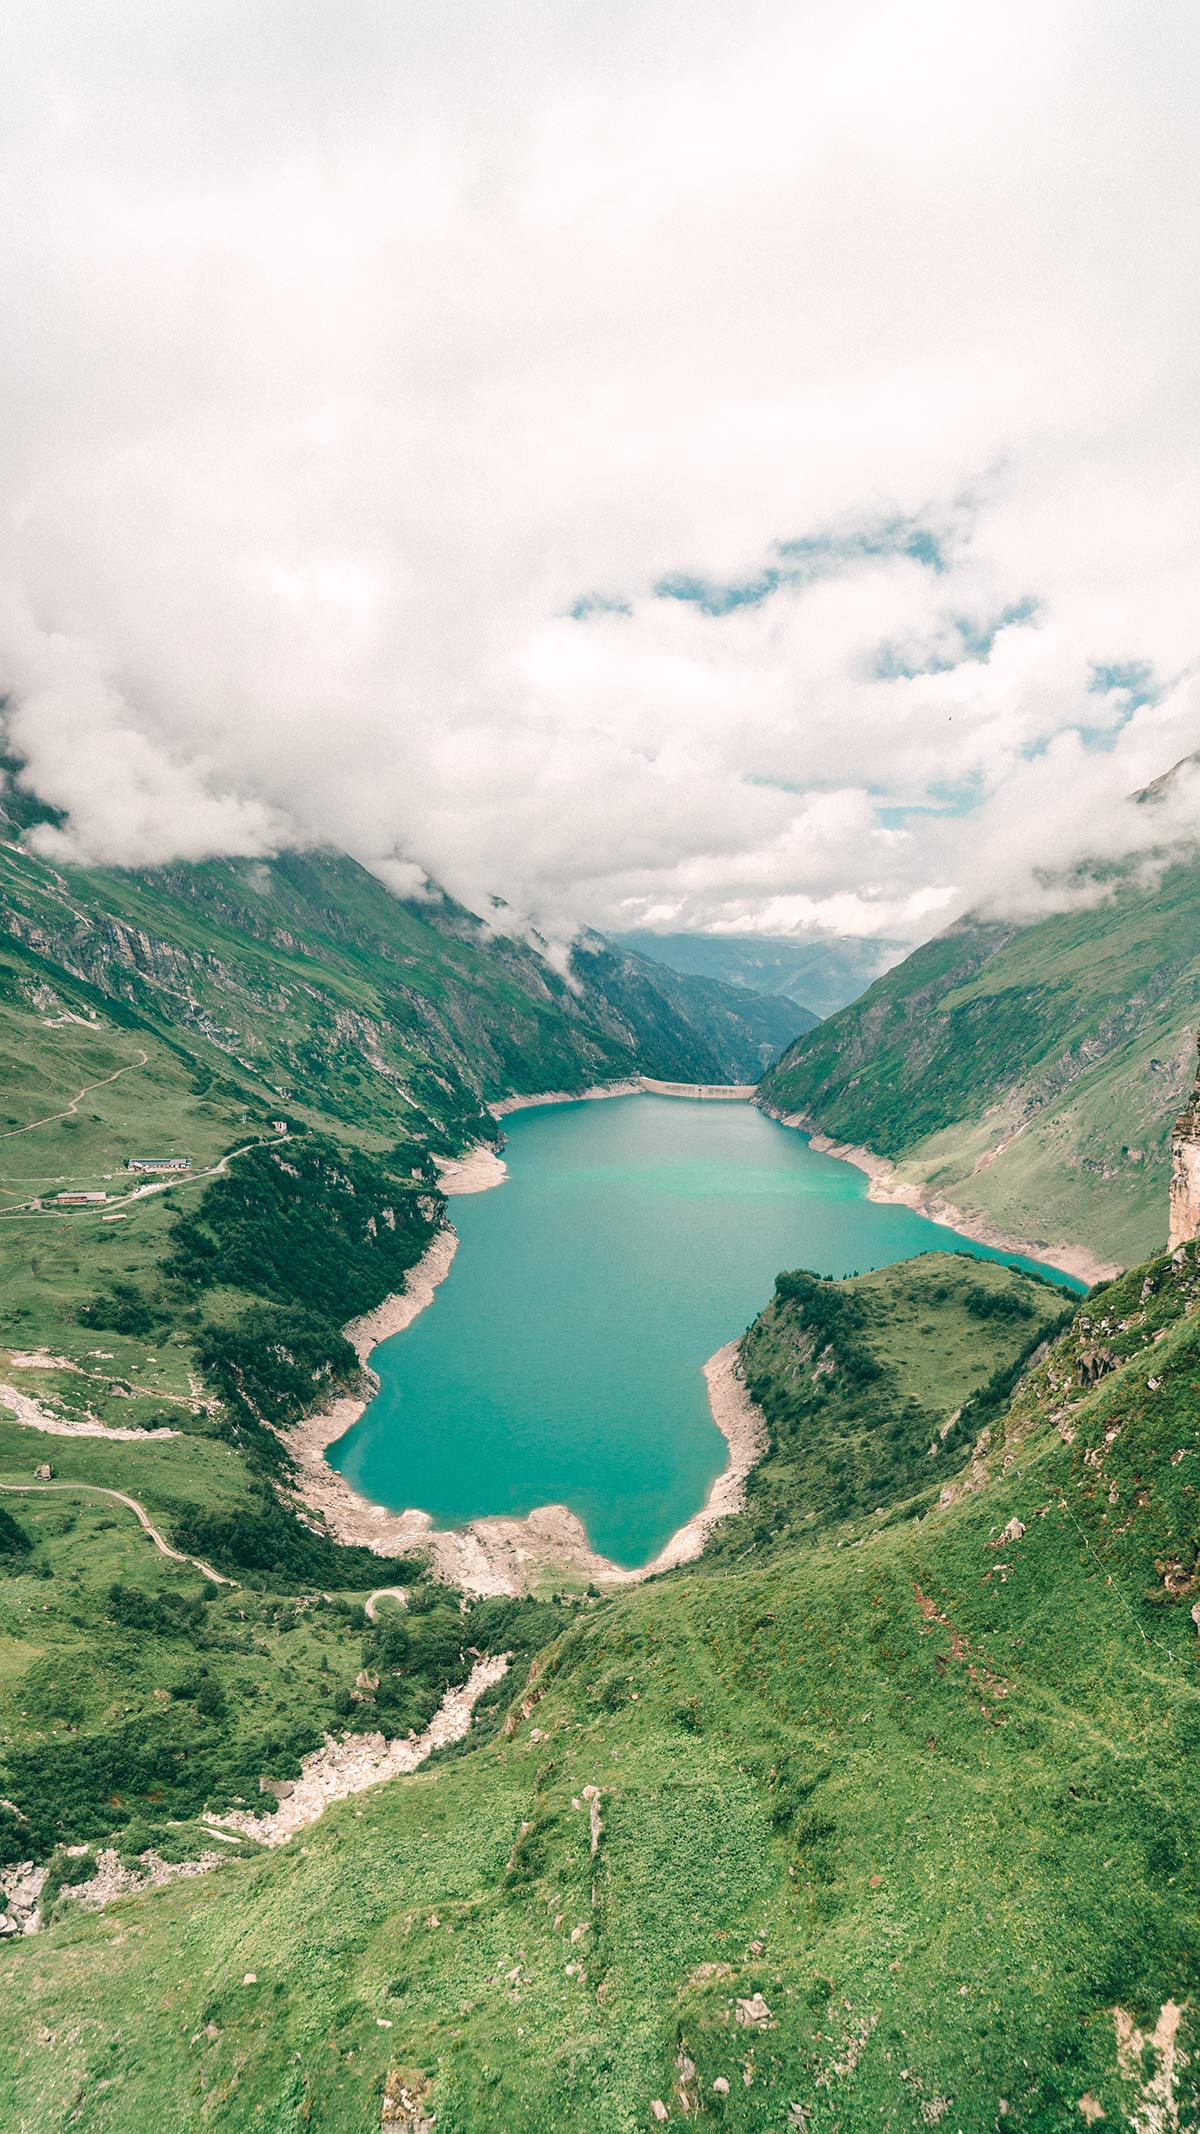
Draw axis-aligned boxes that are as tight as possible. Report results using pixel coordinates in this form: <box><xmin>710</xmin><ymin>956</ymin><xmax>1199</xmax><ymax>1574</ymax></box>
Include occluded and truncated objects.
<box><xmin>2</xmin><ymin>1654</ymin><xmax>511</xmax><ymax>1931</ymax></box>
<box><xmin>288</xmin><ymin>1081</ymin><xmax>1108</xmax><ymax>1598</ymax></box>
<box><xmin>434</xmin><ymin>1145</ymin><xmax>508</xmax><ymax>1193</ymax></box>
<box><xmin>490</xmin><ymin>1079</ymin><xmax>643</xmax><ymax>1117</ymax></box>
<box><xmin>0</xmin><ymin>1377</ymin><xmax>179</xmax><ymax>1442</ymax></box>
<box><xmin>207</xmin><ymin>1654</ymin><xmax>511</xmax><ymax>1845</ymax></box>
<box><xmin>286</xmin><ymin>1179</ymin><xmax>769</xmax><ymax>1596</ymax></box>
<box><xmin>283</xmin><ymin>1226</ymin><xmax>462</xmax><ymax>1565</ymax></box>
<box><xmin>759</xmin><ymin>1102</ymin><xmax>1116</xmax><ymax>1288</ymax></box>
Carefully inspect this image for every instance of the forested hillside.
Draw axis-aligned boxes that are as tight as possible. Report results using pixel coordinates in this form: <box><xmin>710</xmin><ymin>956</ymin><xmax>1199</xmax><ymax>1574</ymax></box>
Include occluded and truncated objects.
<box><xmin>0</xmin><ymin>771</ymin><xmax>796</xmax><ymax>1453</ymax></box>
<box><xmin>760</xmin><ymin>851</ymin><xmax>1200</xmax><ymax>1267</ymax></box>
<box><xmin>0</xmin><ymin>772</ymin><xmax>793</xmax><ymax>1147</ymax></box>
<box><xmin>0</xmin><ymin>775</ymin><xmax>802</xmax><ymax>1957</ymax></box>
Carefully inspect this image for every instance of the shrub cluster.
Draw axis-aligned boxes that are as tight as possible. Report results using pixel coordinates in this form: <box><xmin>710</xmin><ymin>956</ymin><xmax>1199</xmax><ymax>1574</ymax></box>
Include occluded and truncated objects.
<box><xmin>166</xmin><ymin>1134</ymin><xmax>439</xmax><ymax>1322</ymax></box>
<box><xmin>171</xmin><ymin>1483</ymin><xmax>418</xmax><ymax>1586</ymax></box>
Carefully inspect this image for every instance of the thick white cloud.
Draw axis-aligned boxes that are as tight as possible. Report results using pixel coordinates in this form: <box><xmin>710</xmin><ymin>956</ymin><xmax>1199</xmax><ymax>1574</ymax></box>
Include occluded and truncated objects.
<box><xmin>0</xmin><ymin>0</ymin><xmax>1197</xmax><ymax>942</ymax></box>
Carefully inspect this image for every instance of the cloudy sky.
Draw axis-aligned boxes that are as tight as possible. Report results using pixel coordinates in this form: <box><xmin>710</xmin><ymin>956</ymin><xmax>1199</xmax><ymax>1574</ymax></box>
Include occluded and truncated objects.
<box><xmin>1</xmin><ymin>0</ymin><xmax>1198</xmax><ymax>948</ymax></box>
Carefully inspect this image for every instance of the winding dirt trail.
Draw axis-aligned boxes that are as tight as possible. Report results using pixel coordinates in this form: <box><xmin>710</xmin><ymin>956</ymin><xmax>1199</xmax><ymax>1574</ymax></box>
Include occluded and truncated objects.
<box><xmin>364</xmin><ymin>1585</ymin><xmax>408</xmax><ymax>1621</ymax></box>
<box><xmin>0</xmin><ymin>1480</ymin><xmax>236</xmax><ymax>1586</ymax></box>
<box><xmin>0</xmin><ymin>1050</ymin><xmax>150</xmax><ymax>1139</ymax></box>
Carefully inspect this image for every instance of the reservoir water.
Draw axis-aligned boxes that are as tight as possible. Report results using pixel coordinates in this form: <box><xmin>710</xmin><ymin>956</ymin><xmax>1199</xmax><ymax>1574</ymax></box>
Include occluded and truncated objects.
<box><xmin>328</xmin><ymin>1095</ymin><xmax>1078</xmax><ymax>1569</ymax></box>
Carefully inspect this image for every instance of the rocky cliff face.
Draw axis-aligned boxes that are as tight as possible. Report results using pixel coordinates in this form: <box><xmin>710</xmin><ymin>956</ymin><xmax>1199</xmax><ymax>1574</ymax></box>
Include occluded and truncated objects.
<box><xmin>1169</xmin><ymin>1037</ymin><xmax>1200</xmax><ymax>1248</ymax></box>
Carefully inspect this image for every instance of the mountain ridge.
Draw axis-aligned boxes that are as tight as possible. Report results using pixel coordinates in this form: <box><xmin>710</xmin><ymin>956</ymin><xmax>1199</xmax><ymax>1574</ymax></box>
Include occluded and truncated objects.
<box><xmin>759</xmin><ymin>849</ymin><xmax>1200</xmax><ymax>1268</ymax></box>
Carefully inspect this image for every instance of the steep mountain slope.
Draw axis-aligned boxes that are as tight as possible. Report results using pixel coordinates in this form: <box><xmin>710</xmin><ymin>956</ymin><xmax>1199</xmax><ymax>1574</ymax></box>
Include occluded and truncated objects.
<box><xmin>4</xmin><ymin>1241</ymin><xmax>1199</xmax><ymax>2131</ymax></box>
<box><xmin>730</xmin><ymin>1251</ymin><xmax>1071</xmax><ymax>1547</ymax></box>
<box><xmin>570</xmin><ymin>931</ymin><xmax>802</xmax><ymax>1074</ymax></box>
<box><xmin>616</xmin><ymin>928</ymin><xmax>902</xmax><ymax>1019</ymax></box>
<box><xmin>0</xmin><ymin>810</ymin><xmax>785</xmax><ymax>1146</ymax></box>
<box><xmin>4</xmin><ymin>763</ymin><xmax>1196</xmax><ymax>2131</ymax></box>
<box><xmin>759</xmin><ymin>852</ymin><xmax>1200</xmax><ymax>1267</ymax></box>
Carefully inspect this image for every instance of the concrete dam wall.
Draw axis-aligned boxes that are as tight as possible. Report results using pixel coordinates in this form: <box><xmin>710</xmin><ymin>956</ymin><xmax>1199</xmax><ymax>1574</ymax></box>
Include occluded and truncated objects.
<box><xmin>637</xmin><ymin>1078</ymin><xmax>758</xmax><ymax>1100</ymax></box>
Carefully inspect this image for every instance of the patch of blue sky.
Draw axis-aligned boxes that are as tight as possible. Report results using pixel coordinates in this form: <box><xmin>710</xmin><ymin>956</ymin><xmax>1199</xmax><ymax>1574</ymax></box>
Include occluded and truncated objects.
<box><xmin>1087</xmin><ymin>660</ymin><xmax>1158</xmax><ymax>709</ymax></box>
<box><xmin>776</xmin><ymin>512</ymin><xmax>950</xmax><ymax>577</ymax></box>
<box><xmin>1073</xmin><ymin>721</ymin><xmax>1137</xmax><ymax>755</ymax></box>
<box><xmin>651</xmin><ymin>565</ymin><xmax>787</xmax><ymax>615</ymax></box>
<box><xmin>870</xmin><ymin>597</ymin><xmax>1039</xmax><ymax>682</ymax></box>
<box><xmin>739</xmin><ymin>772</ymin><xmax>985</xmax><ymax>827</ymax></box>
<box><xmin>632</xmin><ymin>510</ymin><xmax>954</xmax><ymax>619</ymax></box>
<box><xmin>875</xmin><ymin>777</ymin><xmax>984</xmax><ymax>830</ymax></box>
<box><xmin>653</xmin><ymin>518</ymin><xmax>948</xmax><ymax>617</ymax></box>
<box><xmin>568</xmin><ymin>592</ymin><xmax>633</xmax><ymax>621</ymax></box>
<box><xmin>1010</xmin><ymin>666</ymin><xmax>1157</xmax><ymax>765</ymax></box>
<box><xmin>928</xmin><ymin>773</ymin><xmax>986</xmax><ymax>813</ymax></box>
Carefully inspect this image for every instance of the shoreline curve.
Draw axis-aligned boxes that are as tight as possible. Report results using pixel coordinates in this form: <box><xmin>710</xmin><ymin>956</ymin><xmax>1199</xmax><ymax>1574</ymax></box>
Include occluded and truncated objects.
<box><xmin>287</xmin><ymin>1079</ymin><xmax>1103</xmax><ymax>1596</ymax></box>
<box><xmin>284</xmin><ymin>1130</ymin><xmax>769</xmax><ymax>1596</ymax></box>
<box><xmin>757</xmin><ymin>1101</ymin><xmax>1114</xmax><ymax>1288</ymax></box>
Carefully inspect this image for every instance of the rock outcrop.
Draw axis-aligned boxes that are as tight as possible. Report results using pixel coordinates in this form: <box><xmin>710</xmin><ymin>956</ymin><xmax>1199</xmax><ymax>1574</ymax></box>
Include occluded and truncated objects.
<box><xmin>1168</xmin><ymin>1035</ymin><xmax>1200</xmax><ymax>1250</ymax></box>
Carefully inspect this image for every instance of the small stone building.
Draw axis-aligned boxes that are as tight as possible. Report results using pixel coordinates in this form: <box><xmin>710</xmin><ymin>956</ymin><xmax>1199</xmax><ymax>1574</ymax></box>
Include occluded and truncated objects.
<box><xmin>1169</xmin><ymin>1035</ymin><xmax>1200</xmax><ymax>1249</ymax></box>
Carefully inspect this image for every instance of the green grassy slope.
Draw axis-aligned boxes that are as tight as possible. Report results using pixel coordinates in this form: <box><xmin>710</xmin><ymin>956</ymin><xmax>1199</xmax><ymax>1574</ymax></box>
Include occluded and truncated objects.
<box><xmin>759</xmin><ymin>853</ymin><xmax>1200</xmax><ymax>1266</ymax></box>
<box><xmin>0</xmin><ymin>785</ymin><xmax>802</xmax><ymax>1922</ymax></box>
<box><xmin>726</xmin><ymin>1251</ymin><xmax>1071</xmax><ymax>1552</ymax></box>
<box><xmin>0</xmin><ymin>776</ymin><xmax>793</xmax><ymax>1135</ymax></box>
<box><xmin>0</xmin><ymin>1410</ymin><xmax>565</xmax><ymax>1872</ymax></box>
<box><xmin>3</xmin><ymin>1245</ymin><xmax>1199</xmax><ymax>2131</ymax></box>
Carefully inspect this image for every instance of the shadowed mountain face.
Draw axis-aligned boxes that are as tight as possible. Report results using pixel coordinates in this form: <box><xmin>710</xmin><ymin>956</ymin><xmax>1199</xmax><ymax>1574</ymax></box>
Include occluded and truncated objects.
<box><xmin>614</xmin><ymin>929</ymin><xmax>902</xmax><ymax>1021</ymax></box>
<box><xmin>760</xmin><ymin>851</ymin><xmax>1200</xmax><ymax>1266</ymax></box>
<box><xmin>0</xmin><ymin>788</ymin><xmax>793</xmax><ymax>1156</ymax></box>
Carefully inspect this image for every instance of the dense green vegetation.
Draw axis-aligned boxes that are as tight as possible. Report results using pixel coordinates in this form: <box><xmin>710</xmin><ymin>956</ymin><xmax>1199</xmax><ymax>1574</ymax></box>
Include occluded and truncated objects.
<box><xmin>3</xmin><ymin>1244</ymin><xmax>1200</xmax><ymax>2128</ymax></box>
<box><xmin>0</xmin><ymin>1438</ymin><xmax>573</xmax><ymax>1875</ymax></box>
<box><xmin>726</xmin><ymin>1251</ymin><xmax>1071</xmax><ymax>1551</ymax></box>
<box><xmin>759</xmin><ymin>848</ymin><xmax>1200</xmax><ymax>1266</ymax></box>
<box><xmin>0</xmin><ymin>780</ymin><xmax>798</xmax><ymax>1463</ymax></box>
<box><xmin>165</xmin><ymin>1135</ymin><xmax>438</xmax><ymax>1317</ymax></box>
<box><xmin>165</xmin><ymin>1133</ymin><xmax>445</xmax><ymax>1476</ymax></box>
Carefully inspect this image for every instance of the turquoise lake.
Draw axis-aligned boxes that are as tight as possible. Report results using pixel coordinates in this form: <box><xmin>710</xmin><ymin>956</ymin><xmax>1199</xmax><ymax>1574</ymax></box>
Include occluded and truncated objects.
<box><xmin>328</xmin><ymin>1095</ymin><xmax>1079</xmax><ymax>1569</ymax></box>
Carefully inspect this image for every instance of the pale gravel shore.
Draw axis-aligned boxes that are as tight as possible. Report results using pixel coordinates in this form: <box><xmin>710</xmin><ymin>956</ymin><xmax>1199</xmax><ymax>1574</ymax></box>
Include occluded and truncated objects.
<box><xmin>378</xmin><ymin>1338</ymin><xmax>765</xmax><ymax>1597</ymax></box>
<box><xmin>284</xmin><ymin>1079</ymin><xmax>1103</xmax><ymax>1603</ymax></box>
<box><xmin>760</xmin><ymin>1103</ymin><xmax>1116</xmax><ymax>1288</ymax></box>
<box><xmin>283</xmin><ymin>1227</ymin><xmax>461</xmax><ymax>1562</ymax></box>
<box><xmin>285</xmin><ymin>1082</ymin><xmax>776</xmax><ymax>1596</ymax></box>
<box><xmin>489</xmin><ymin>1079</ymin><xmax>643</xmax><ymax>1118</ymax></box>
<box><xmin>7</xmin><ymin>1653</ymin><xmax>513</xmax><ymax>1926</ymax></box>
<box><xmin>0</xmin><ymin>1380</ymin><xmax>179</xmax><ymax>1442</ymax></box>
<box><xmin>435</xmin><ymin>1144</ymin><xmax>508</xmax><ymax>1194</ymax></box>
<box><xmin>286</xmin><ymin>1225</ymin><xmax>769</xmax><ymax>1597</ymax></box>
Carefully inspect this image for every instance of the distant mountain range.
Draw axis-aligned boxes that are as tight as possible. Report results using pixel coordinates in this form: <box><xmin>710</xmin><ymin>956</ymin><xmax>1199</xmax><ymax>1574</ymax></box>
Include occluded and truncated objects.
<box><xmin>613</xmin><ymin>929</ymin><xmax>903</xmax><ymax>1021</ymax></box>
